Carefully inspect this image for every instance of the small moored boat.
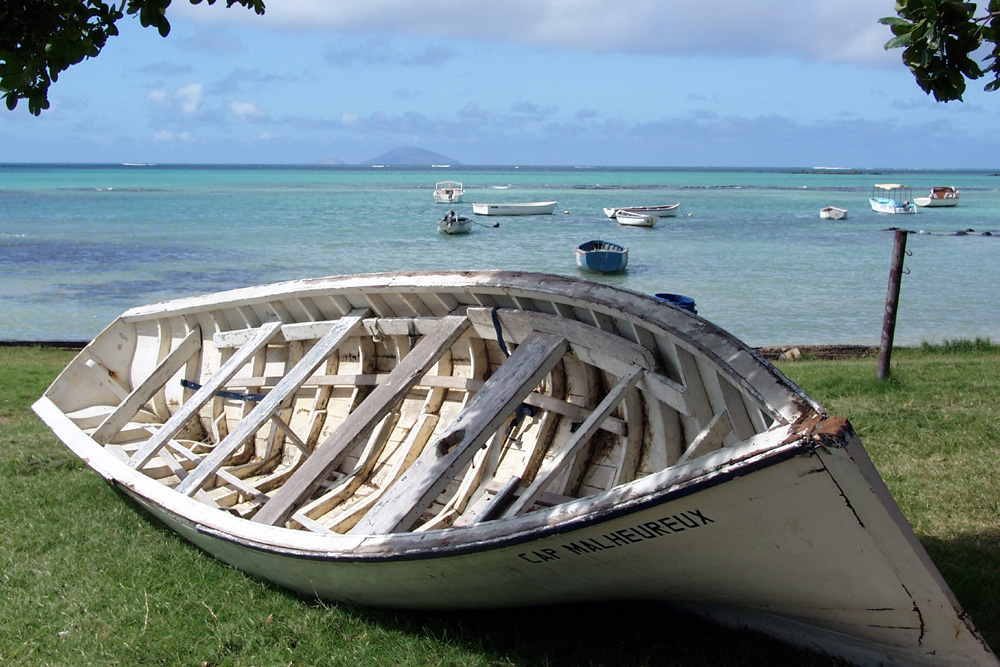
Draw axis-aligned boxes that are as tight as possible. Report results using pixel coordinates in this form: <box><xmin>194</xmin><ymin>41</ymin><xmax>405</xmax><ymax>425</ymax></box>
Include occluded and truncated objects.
<box><xmin>870</xmin><ymin>184</ymin><xmax>917</xmax><ymax>214</ymax></box>
<box><xmin>615</xmin><ymin>211</ymin><xmax>658</xmax><ymax>227</ymax></box>
<box><xmin>434</xmin><ymin>181</ymin><xmax>464</xmax><ymax>204</ymax></box>
<box><xmin>437</xmin><ymin>210</ymin><xmax>472</xmax><ymax>235</ymax></box>
<box><xmin>574</xmin><ymin>239</ymin><xmax>628</xmax><ymax>273</ymax></box>
<box><xmin>819</xmin><ymin>206</ymin><xmax>848</xmax><ymax>220</ymax></box>
<box><xmin>33</xmin><ymin>271</ymin><xmax>997</xmax><ymax>666</ymax></box>
<box><xmin>915</xmin><ymin>186</ymin><xmax>960</xmax><ymax>208</ymax></box>
<box><xmin>604</xmin><ymin>204</ymin><xmax>680</xmax><ymax>219</ymax></box>
<box><xmin>472</xmin><ymin>202</ymin><xmax>557</xmax><ymax>216</ymax></box>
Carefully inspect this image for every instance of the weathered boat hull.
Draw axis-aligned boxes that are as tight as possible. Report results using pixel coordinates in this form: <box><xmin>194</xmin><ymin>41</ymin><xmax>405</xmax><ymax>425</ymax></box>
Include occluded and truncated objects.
<box><xmin>33</xmin><ymin>271</ymin><xmax>996</xmax><ymax>666</ymax></box>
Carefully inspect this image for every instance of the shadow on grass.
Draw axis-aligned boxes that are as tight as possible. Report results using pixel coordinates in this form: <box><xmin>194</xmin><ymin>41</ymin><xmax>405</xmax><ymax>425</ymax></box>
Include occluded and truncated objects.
<box><xmin>921</xmin><ymin>532</ymin><xmax>1000</xmax><ymax>651</ymax></box>
<box><xmin>336</xmin><ymin>601</ymin><xmax>850</xmax><ymax>667</ymax></box>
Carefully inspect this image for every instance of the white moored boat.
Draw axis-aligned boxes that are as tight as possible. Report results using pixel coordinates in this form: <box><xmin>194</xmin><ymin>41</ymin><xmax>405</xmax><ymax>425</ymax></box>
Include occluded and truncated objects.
<box><xmin>472</xmin><ymin>202</ymin><xmax>557</xmax><ymax>216</ymax></box>
<box><xmin>615</xmin><ymin>211</ymin><xmax>658</xmax><ymax>227</ymax></box>
<box><xmin>33</xmin><ymin>271</ymin><xmax>997</xmax><ymax>666</ymax></box>
<box><xmin>870</xmin><ymin>184</ymin><xmax>917</xmax><ymax>214</ymax></box>
<box><xmin>604</xmin><ymin>204</ymin><xmax>680</xmax><ymax>219</ymax></box>
<box><xmin>433</xmin><ymin>181</ymin><xmax>464</xmax><ymax>204</ymax></box>
<box><xmin>915</xmin><ymin>186</ymin><xmax>960</xmax><ymax>208</ymax></box>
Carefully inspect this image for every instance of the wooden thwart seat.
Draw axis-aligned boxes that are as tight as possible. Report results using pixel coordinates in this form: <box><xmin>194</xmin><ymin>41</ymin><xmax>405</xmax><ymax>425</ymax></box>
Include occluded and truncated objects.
<box><xmin>348</xmin><ymin>331</ymin><xmax>568</xmax><ymax>535</ymax></box>
<box><xmin>251</xmin><ymin>311</ymin><xmax>472</xmax><ymax>527</ymax></box>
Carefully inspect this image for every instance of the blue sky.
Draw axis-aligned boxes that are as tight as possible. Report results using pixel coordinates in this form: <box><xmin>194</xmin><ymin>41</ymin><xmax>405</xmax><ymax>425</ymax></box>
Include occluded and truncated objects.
<box><xmin>2</xmin><ymin>0</ymin><xmax>998</xmax><ymax>168</ymax></box>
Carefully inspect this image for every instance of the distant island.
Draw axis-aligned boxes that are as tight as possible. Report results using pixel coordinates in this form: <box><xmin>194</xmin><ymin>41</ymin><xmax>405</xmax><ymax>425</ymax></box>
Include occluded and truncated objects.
<box><xmin>361</xmin><ymin>147</ymin><xmax>461</xmax><ymax>166</ymax></box>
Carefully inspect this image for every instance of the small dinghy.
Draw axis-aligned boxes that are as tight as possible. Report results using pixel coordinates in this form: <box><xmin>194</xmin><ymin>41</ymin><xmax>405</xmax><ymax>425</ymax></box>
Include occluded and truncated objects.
<box><xmin>614</xmin><ymin>211</ymin><xmax>658</xmax><ymax>227</ymax></box>
<box><xmin>437</xmin><ymin>210</ymin><xmax>472</xmax><ymax>235</ymax></box>
<box><xmin>33</xmin><ymin>271</ymin><xmax>996</xmax><ymax>666</ymax></box>
<box><xmin>574</xmin><ymin>239</ymin><xmax>628</xmax><ymax>273</ymax></box>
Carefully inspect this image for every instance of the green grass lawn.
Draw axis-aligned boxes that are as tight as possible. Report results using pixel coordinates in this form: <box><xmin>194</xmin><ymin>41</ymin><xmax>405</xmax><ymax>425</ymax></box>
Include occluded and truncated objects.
<box><xmin>2</xmin><ymin>343</ymin><xmax>997</xmax><ymax>666</ymax></box>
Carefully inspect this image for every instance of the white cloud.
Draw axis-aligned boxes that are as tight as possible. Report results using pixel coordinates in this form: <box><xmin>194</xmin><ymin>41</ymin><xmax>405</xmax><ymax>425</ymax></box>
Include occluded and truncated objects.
<box><xmin>153</xmin><ymin>130</ymin><xmax>194</xmax><ymax>143</ymax></box>
<box><xmin>169</xmin><ymin>0</ymin><xmax>897</xmax><ymax>66</ymax></box>
<box><xmin>175</xmin><ymin>83</ymin><xmax>205</xmax><ymax>116</ymax></box>
<box><xmin>147</xmin><ymin>84</ymin><xmax>205</xmax><ymax>116</ymax></box>
<box><xmin>147</xmin><ymin>89</ymin><xmax>168</xmax><ymax>104</ymax></box>
<box><xmin>229</xmin><ymin>100</ymin><xmax>269</xmax><ymax>121</ymax></box>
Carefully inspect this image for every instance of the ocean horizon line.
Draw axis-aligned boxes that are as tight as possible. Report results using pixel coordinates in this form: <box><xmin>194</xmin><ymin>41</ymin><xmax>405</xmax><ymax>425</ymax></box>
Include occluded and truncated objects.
<box><xmin>2</xmin><ymin>162</ymin><xmax>998</xmax><ymax>174</ymax></box>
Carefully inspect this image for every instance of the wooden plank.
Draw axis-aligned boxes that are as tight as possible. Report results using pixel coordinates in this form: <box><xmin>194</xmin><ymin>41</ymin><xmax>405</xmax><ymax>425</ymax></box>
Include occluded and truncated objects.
<box><xmin>501</xmin><ymin>366</ymin><xmax>643</xmax><ymax>518</ymax></box>
<box><xmin>225</xmin><ymin>373</ymin><xmax>628</xmax><ymax>436</ymax></box>
<box><xmin>251</xmin><ymin>312</ymin><xmax>472</xmax><ymax>526</ymax></box>
<box><xmin>467</xmin><ymin>307</ymin><xmax>689</xmax><ymax>416</ymax></box>
<box><xmin>676</xmin><ymin>410</ymin><xmax>733</xmax><ymax>464</ymax></box>
<box><xmin>349</xmin><ymin>331</ymin><xmax>568</xmax><ymax>535</ymax></box>
<box><xmin>127</xmin><ymin>320</ymin><xmax>283</xmax><ymax>470</ymax></box>
<box><xmin>92</xmin><ymin>327</ymin><xmax>202</xmax><ymax>445</ymax></box>
<box><xmin>174</xmin><ymin>310</ymin><xmax>369</xmax><ymax>496</ymax></box>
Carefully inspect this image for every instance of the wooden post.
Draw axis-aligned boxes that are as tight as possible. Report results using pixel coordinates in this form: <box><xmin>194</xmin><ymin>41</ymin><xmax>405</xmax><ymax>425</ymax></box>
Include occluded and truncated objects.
<box><xmin>877</xmin><ymin>229</ymin><xmax>909</xmax><ymax>379</ymax></box>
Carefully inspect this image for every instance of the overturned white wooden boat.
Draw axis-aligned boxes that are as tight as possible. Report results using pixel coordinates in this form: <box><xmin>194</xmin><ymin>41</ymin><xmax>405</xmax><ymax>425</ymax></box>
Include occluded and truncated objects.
<box><xmin>473</xmin><ymin>202</ymin><xmax>557</xmax><ymax>216</ymax></box>
<box><xmin>33</xmin><ymin>271</ymin><xmax>996</xmax><ymax>666</ymax></box>
<box><xmin>820</xmin><ymin>206</ymin><xmax>848</xmax><ymax>220</ymax></box>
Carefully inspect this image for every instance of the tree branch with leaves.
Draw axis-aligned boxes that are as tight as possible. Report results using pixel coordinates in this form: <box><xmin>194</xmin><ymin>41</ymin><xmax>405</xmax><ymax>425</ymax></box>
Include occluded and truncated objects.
<box><xmin>0</xmin><ymin>0</ymin><xmax>264</xmax><ymax>115</ymax></box>
<box><xmin>881</xmin><ymin>0</ymin><xmax>1000</xmax><ymax>101</ymax></box>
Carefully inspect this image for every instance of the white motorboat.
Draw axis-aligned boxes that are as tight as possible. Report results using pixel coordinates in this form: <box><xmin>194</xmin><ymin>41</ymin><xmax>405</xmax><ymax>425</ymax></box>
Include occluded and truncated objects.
<box><xmin>434</xmin><ymin>181</ymin><xmax>464</xmax><ymax>204</ymax></box>
<box><xmin>915</xmin><ymin>186</ymin><xmax>960</xmax><ymax>208</ymax></box>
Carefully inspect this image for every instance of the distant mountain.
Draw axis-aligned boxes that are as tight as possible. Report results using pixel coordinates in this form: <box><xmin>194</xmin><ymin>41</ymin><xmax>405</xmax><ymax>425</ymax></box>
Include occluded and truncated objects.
<box><xmin>314</xmin><ymin>157</ymin><xmax>344</xmax><ymax>165</ymax></box>
<box><xmin>362</xmin><ymin>147</ymin><xmax>461</xmax><ymax>166</ymax></box>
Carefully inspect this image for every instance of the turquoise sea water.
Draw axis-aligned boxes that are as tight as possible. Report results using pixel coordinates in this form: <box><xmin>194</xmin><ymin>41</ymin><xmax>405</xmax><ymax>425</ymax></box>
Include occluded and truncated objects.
<box><xmin>2</xmin><ymin>164</ymin><xmax>998</xmax><ymax>346</ymax></box>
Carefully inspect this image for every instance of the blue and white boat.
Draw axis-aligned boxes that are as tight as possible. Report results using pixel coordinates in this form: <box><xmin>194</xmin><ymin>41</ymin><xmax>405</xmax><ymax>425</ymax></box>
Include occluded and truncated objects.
<box><xmin>575</xmin><ymin>239</ymin><xmax>628</xmax><ymax>273</ymax></box>
<box><xmin>870</xmin><ymin>184</ymin><xmax>917</xmax><ymax>214</ymax></box>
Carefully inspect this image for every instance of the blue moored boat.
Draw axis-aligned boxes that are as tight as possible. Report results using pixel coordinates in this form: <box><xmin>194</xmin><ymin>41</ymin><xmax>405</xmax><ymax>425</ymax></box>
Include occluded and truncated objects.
<box><xmin>575</xmin><ymin>239</ymin><xmax>628</xmax><ymax>273</ymax></box>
